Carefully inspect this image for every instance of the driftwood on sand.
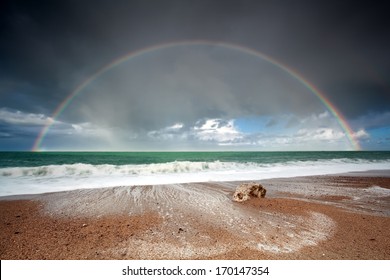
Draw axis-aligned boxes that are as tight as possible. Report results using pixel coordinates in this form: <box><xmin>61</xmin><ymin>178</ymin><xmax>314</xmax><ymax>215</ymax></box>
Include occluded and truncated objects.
<box><xmin>233</xmin><ymin>182</ymin><xmax>266</xmax><ymax>202</ymax></box>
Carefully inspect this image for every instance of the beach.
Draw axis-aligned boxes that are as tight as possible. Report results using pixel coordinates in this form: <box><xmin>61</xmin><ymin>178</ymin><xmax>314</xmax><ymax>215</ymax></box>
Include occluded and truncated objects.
<box><xmin>1</xmin><ymin>171</ymin><xmax>389</xmax><ymax>260</ymax></box>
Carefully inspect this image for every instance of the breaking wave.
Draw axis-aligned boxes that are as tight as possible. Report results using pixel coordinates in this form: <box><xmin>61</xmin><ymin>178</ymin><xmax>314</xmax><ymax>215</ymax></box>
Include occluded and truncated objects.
<box><xmin>1</xmin><ymin>161</ymin><xmax>247</xmax><ymax>177</ymax></box>
<box><xmin>1</xmin><ymin>159</ymin><xmax>389</xmax><ymax>196</ymax></box>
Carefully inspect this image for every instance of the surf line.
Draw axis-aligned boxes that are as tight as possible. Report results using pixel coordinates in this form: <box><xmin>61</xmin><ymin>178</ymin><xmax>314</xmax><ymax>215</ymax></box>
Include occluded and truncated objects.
<box><xmin>31</xmin><ymin>40</ymin><xmax>361</xmax><ymax>151</ymax></box>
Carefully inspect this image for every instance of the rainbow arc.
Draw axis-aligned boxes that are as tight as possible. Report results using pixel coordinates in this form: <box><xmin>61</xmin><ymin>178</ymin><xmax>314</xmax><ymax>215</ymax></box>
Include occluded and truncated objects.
<box><xmin>32</xmin><ymin>40</ymin><xmax>361</xmax><ymax>151</ymax></box>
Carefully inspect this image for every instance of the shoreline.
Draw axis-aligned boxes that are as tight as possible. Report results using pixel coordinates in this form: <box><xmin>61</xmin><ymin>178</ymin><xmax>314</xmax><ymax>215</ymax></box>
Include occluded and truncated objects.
<box><xmin>1</xmin><ymin>172</ymin><xmax>389</xmax><ymax>259</ymax></box>
<box><xmin>1</xmin><ymin>168</ymin><xmax>389</xmax><ymax>200</ymax></box>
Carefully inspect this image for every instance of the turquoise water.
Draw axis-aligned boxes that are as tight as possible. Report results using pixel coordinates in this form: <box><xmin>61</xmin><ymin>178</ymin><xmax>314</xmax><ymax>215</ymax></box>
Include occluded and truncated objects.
<box><xmin>1</xmin><ymin>151</ymin><xmax>389</xmax><ymax>196</ymax></box>
<box><xmin>1</xmin><ymin>151</ymin><xmax>390</xmax><ymax>168</ymax></box>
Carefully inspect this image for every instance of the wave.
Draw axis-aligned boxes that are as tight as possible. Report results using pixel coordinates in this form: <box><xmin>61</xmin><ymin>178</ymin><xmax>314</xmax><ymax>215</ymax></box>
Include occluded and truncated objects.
<box><xmin>1</xmin><ymin>159</ymin><xmax>389</xmax><ymax>178</ymax></box>
<box><xmin>0</xmin><ymin>159</ymin><xmax>390</xmax><ymax>177</ymax></box>
<box><xmin>1</xmin><ymin>159</ymin><xmax>389</xmax><ymax>196</ymax></box>
<box><xmin>0</xmin><ymin>161</ymin><xmax>256</xmax><ymax>178</ymax></box>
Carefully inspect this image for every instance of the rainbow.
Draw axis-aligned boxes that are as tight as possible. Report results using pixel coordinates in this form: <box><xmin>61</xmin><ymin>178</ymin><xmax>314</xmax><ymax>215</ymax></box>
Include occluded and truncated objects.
<box><xmin>32</xmin><ymin>40</ymin><xmax>361</xmax><ymax>151</ymax></box>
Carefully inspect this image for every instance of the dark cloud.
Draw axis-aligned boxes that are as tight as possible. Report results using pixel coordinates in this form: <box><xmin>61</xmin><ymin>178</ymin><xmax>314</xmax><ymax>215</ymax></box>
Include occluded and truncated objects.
<box><xmin>0</xmin><ymin>0</ymin><xmax>389</xmax><ymax>150</ymax></box>
<box><xmin>62</xmin><ymin>45</ymin><xmax>324</xmax><ymax>133</ymax></box>
<box><xmin>326</xmin><ymin>81</ymin><xmax>390</xmax><ymax>118</ymax></box>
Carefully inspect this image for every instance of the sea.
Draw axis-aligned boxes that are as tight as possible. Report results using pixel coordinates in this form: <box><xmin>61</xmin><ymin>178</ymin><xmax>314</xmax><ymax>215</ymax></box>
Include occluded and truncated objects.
<box><xmin>0</xmin><ymin>151</ymin><xmax>389</xmax><ymax>197</ymax></box>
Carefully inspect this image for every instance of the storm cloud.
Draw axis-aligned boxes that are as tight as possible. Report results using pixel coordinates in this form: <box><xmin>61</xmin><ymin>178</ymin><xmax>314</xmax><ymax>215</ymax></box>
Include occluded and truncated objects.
<box><xmin>0</xmin><ymin>0</ymin><xmax>389</xmax><ymax>150</ymax></box>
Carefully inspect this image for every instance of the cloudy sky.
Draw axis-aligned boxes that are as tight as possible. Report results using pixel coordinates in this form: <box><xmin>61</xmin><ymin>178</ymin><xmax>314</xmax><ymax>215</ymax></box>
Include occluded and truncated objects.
<box><xmin>0</xmin><ymin>0</ymin><xmax>389</xmax><ymax>151</ymax></box>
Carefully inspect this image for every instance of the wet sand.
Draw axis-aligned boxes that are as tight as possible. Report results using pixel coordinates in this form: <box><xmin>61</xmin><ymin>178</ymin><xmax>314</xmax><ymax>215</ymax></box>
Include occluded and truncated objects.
<box><xmin>1</xmin><ymin>172</ymin><xmax>389</xmax><ymax>259</ymax></box>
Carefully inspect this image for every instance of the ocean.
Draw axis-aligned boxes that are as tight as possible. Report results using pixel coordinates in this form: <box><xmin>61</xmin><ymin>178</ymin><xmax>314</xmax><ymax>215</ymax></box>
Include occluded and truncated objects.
<box><xmin>1</xmin><ymin>151</ymin><xmax>389</xmax><ymax>196</ymax></box>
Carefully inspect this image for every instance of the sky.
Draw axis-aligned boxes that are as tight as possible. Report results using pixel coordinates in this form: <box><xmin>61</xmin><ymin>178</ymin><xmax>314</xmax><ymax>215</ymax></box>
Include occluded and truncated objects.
<box><xmin>0</xmin><ymin>0</ymin><xmax>389</xmax><ymax>151</ymax></box>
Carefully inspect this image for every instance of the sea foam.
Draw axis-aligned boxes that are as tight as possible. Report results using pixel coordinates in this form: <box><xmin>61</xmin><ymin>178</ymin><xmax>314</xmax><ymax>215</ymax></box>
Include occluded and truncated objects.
<box><xmin>0</xmin><ymin>159</ymin><xmax>389</xmax><ymax>196</ymax></box>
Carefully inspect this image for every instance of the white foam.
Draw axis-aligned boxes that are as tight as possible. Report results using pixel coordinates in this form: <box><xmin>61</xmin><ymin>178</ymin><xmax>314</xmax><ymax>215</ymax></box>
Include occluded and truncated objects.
<box><xmin>1</xmin><ymin>159</ymin><xmax>389</xmax><ymax>196</ymax></box>
<box><xmin>40</xmin><ymin>183</ymin><xmax>336</xmax><ymax>257</ymax></box>
<box><xmin>366</xmin><ymin>186</ymin><xmax>390</xmax><ymax>196</ymax></box>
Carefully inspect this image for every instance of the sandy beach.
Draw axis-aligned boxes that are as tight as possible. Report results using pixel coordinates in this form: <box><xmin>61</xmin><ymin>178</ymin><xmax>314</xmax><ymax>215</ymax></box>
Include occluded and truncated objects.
<box><xmin>1</xmin><ymin>172</ymin><xmax>389</xmax><ymax>260</ymax></box>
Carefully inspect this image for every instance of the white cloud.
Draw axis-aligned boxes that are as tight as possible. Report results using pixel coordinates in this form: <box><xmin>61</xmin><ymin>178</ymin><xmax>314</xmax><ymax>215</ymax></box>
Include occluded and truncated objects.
<box><xmin>5</xmin><ymin>104</ymin><xmax>364</xmax><ymax>150</ymax></box>
<box><xmin>147</xmin><ymin>119</ymin><xmax>244</xmax><ymax>145</ymax></box>
<box><xmin>296</xmin><ymin>128</ymin><xmax>345</xmax><ymax>141</ymax></box>
<box><xmin>166</xmin><ymin>123</ymin><xmax>184</xmax><ymax>131</ymax></box>
<box><xmin>249</xmin><ymin>128</ymin><xmax>347</xmax><ymax>150</ymax></box>
<box><xmin>352</xmin><ymin>129</ymin><xmax>369</xmax><ymax>139</ymax></box>
<box><xmin>0</xmin><ymin>107</ymin><xmax>55</xmax><ymax>126</ymax></box>
<box><xmin>144</xmin><ymin>114</ymin><xmax>358</xmax><ymax>150</ymax></box>
<box><xmin>192</xmin><ymin>119</ymin><xmax>243</xmax><ymax>143</ymax></box>
<box><xmin>319</xmin><ymin>111</ymin><xmax>330</xmax><ymax>119</ymax></box>
<box><xmin>0</xmin><ymin>108</ymin><xmax>120</xmax><ymax>147</ymax></box>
